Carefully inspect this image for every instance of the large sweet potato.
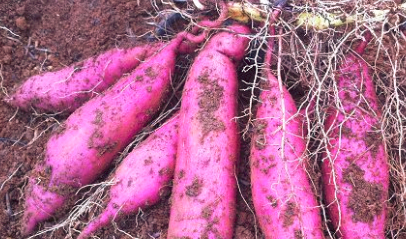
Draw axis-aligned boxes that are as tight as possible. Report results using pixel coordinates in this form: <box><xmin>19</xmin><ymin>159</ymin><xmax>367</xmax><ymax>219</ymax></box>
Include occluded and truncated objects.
<box><xmin>167</xmin><ymin>24</ymin><xmax>250</xmax><ymax>238</ymax></box>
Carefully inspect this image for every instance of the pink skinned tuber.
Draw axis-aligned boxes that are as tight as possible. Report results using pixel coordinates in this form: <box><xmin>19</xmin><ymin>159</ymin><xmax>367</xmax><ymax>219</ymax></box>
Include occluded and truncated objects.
<box><xmin>77</xmin><ymin>114</ymin><xmax>179</xmax><ymax>239</ymax></box>
<box><xmin>249</xmin><ymin>12</ymin><xmax>325</xmax><ymax>239</ymax></box>
<box><xmin>167</xmin><ymin>24</ymin><xmax>250</xmax><ymax>238</ymax></box>
<box><xmin>6</xmin><ymin>43</ymin><xmax>163</xmax><ymax>113</ymax></box>
<box><xmin>322</xmin><ymin>33</ymin><xmax>389</xmax><ymax>238</ymax></box>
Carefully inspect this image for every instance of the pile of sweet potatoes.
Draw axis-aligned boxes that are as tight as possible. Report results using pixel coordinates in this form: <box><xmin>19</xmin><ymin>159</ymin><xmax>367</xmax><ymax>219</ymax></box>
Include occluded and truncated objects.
<box><xmin>5</xmin><ymin>5</ymin><xmax>390</xmax><ymax>239</ymax></box>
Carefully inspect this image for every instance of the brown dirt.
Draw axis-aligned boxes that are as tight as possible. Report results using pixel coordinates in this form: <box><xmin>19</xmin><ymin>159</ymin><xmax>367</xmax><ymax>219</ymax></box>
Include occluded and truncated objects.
<box><xmin>252</xmin><ymin>119</ymin><xmax>267</xmax><ymax>150</ymax></box>
<box><xmin>196</xmin><ymin>68</ymin><xmax>226</xmax><ymax>141</ymax></box>
<box><xmin>0</xmin><ymin>1</ymin><xmax>260</xmax><ymax>238</ymax></box>
<box><xmin>185</xmin><ymin>177</ymin><xmax>203</xmax><ymax>197</ymax></box>
<box><xmin>282</xmin><ymin>201</ymin><xmax>298</xmax><ymax>228</ymax></box>
<box><xmin>1</xmin><ymin>0</ymin><xmax>405</xmax><ymax>239</ymax></box>
<box><xmin>343</xmin><ymin>163</ymin><xmax>384</xmax><ymax>223</ymax></box>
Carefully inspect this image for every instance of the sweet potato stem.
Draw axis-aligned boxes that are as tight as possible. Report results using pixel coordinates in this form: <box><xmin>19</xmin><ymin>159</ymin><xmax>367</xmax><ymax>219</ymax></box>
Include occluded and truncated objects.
<box><xmin>355</xmin><ymin>31</ymin><xmax>372</xmax><ymax>55</ymax></box>
<box><xmin>263</xmin><ymin>5</ymin><xmax>285</xmax><ymax>77</ymax></box>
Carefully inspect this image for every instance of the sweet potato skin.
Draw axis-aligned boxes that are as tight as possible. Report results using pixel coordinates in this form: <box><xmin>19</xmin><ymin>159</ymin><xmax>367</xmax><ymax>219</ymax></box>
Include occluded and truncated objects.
<box><xmin>250</xmin><ymin>78</ymin><xmax>324</xmax><ymax>239</ymax></box>
<box><xmin>77</xmin><ymin>114</ymin><xmax>179</xmax><ymax>239</ymax></box>
<box><xmin>7</xmin><ymin>44</ymin><xmax>162</xmax><ymax>113</ymax></box>
<box><xmin>21</xmin><ymin>32</ymin><xmax>203</xmax><ymax>235</ymax></box>
<box><xmin>167</xmin><ymin>25</ymin><xmax>250</xmax><ymax>239</ymax></box>
<box><xmin>322</xmin><ymin>52</ymin><xmax>389</xmax><ymax>238</ymax></box>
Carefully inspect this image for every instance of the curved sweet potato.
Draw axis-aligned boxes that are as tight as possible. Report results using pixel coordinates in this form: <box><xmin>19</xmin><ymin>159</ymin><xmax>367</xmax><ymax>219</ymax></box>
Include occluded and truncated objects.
<box><xmin>77</xmin><ymin>114</ymin><xmax>179</xmax><ymax>239</ymax></box>
<box><xmin>21</xmin><ymin>30</ymin><xmax>206</xmax><ymax>235</ymax></box>
<box><xmin>167</xmin><ymin>24</ymin><xmax>250</xmax><ymax>238</ymax></box>
<box><xmin>322</xmin><ymin>36</ymin><xmax>389</xmax><ymax>238</ymax></box>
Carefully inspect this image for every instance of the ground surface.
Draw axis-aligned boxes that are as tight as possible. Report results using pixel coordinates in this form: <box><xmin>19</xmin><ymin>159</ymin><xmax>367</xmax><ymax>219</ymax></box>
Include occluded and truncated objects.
<box><xmin>1</xmin><ymin>0</ymin><xmax>406</xmax><ymax>239</ymax></box>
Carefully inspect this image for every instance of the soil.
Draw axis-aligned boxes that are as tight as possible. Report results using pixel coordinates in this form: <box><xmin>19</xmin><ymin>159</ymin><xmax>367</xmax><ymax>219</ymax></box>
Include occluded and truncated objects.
<box><xmin>342</xmin><ymin>163</ymin><xmax>384</xmax><ymax>223</ymax></box>
<box><xmin>196</xmin><ymin>68</ymin><xmax>226</xmax><ymax>140</ymax></box>
<box><xmin>0</xmin><ymin>1</ymin><xmax>259</xmax><ymax>238</ymax></box>
<box><xmin>1</xmin><ymin>0</ymin><xmax>405</xmax><ymax>239</ymax></box>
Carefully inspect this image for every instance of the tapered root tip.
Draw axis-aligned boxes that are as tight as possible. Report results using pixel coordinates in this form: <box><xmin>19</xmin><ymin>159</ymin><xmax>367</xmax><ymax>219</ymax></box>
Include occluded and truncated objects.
<box><xmin>355</xmin><ymin>31</ymin><xmax>372</xmax><ymax>55</ymax></box>
<box><xmin>78</xmin><ymin>206</ymin><xmax>118</xmax><ymax>239</ymax></box>
<box><xmin>21</xmin><ymin>212</ymin><xmax>38</xmax><ymax>236</ymax></box>
<box><xmin>21</xmin><ymin>183</ymin><xmax>66</xmax><ymax>236</ymax></box>
<box><xmin>21</xmin><ymin>207</ymin><xmax>53</xmax><ymax>236</ymax></box>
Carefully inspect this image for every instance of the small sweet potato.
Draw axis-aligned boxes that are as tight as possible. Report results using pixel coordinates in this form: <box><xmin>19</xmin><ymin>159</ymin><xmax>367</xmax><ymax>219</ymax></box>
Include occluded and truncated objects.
<box><xmin>7</xmin><ymin>44</ymin><xmax>162</xmax><ymax>113</ymax></box>
<box><xmin>167</xmin><ymin>24</ymin><xmax>250</xmax><ymax>238</ymax></box>
<box><xmin>77</xmin><ymin>114</ymin><xmax>179</xmax><ymax>239</ymax></box>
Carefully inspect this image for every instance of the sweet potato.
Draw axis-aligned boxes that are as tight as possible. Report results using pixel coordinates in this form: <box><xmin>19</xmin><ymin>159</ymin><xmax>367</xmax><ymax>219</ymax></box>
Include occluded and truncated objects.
<box><xmin>21</xmin><ymin>30</ymin><xmax>206</xmax><ymax>235</ymax></box>
<box><xmin>250</xmin><ymin>23</ymin><xmax>324</xmax><ymax>238</ymax></box>
<box><xmin>6</xmin><ymin>44</ymin><xmax>162</xmax><ymax>113</ymax></box>
<box><xmin>77</xmin><ymin>114</ymin><xmax>179</xmax><ymax>239</ymax></box>
<box><xmin>322</xmin><ymin>35</ymin><xmax>389</xmax><ymax>238</ymax></box>
<box><xmin>167</xmin><ymin>24</ymin><xmax>250</xmax><ymax>238</ymax></box>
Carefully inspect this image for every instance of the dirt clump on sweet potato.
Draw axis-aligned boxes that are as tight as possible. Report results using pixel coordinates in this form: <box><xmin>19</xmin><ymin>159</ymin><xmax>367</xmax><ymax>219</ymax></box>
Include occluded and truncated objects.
<box><xmin>196</xmin><ymin>69</ymin><xmax>226</xmax><ymax>140</ymax></box>
<box><xmin>145</xmin><ymin>67</ymin><xmax>158</xmax><ymax>78</ymax></box>
<box><xmin>92</xmin><ymin>109</ymin><xmax>105</xmax><ymax>125</ymax></box>
<box><xmin>364</xmin><ymin>126</ymin><xmax>382</xmax><ymax>158</ymax></box>
<box><xmin>253</xmin><ymin>119</ymin><xmax>267</xmax><ymax>150</ymax></box>
<box><xmin>185</xmin><ymin>177</ymin><xmax>203</xmax><ymax>197</ymax></box>
<box><xmin>342</xmin><ymin>163</ymin><xmax>384</xmax><ymax>223</ymax></box>
<box><xmin>201</xmin><ymin>217</ymin><xmax>221</xmax><ymax>239</ymax></box>
<box><xmin>96</xmin><ymin>141</ymin><xmax>118</xmax><ymax>156</ymax></box>
<box><xmin>144</xmin><ymin>156</ymin><xmax>153</xmax><ymax>165</ymax></box>
<box><xmin>295</xmin><ymin>229</ymin><xmax>304</xmax><ymax>239</ymax></box>
<box><xmin>159</xmin><ymin>166</ymin><xmax>174</xmax><ymax>176</ymax></box>
<box><xmin>201</xmin><ymin>204</ymin><xmax>215</xmax><ymax>219</ymax></box>
<box><xmin>200</xmin><ymin>201</ymin><xmax>223</xmax><ymax>239</ymax></box>
<box><xmin>266</xmin><ymin>195</ymin><xmax>278</xmax><ymax>208</ymax></box>
<box><xmin>282</xmin><ymin>201</ymin><xmax>298</xmax><ymax>227</ymax></box>
<box><xmin>178</xmin><ymin>170</ymin><xmax>185</xmax><ymax>179</ymax></box>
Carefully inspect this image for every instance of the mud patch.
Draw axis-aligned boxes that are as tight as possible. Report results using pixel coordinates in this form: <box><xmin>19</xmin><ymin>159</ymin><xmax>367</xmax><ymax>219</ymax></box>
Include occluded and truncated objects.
<box><xmin>96</xmin><ymin>141</ymin><xmax>118</xmax><ymax>156</ymax></box>
<box><xmin>178</xmin><ymin>170</ymin><xmax>185</xmax><ymax>179</ymax></box>
<box><xmin>185</xmin><ymin>177</ymin><xmax>203</xmax><ymax>197</ymax></box>
<box><xmin>88</xmin><ymin>130</ymin><xmax>103</xmax><ymax>148</ymax></box>
<box><xmin>196</xmin><ymin>70</ymin><xmax>226</xmax><ymax>141</ymax></box>
<box><xmin>145</xmin><ymin>66</ymin><xmax>158</xmax><ymax>78</ymax></box>
<box><xmin>266</xmin><ymin>195</ymin><xmax>278</xmax><ymax>208</ymax></box>
<box><xmin>92</xmin><ymin>109</ymin><xmax>105</xmax><ymax>126</ymax></box>
<box><xmin>201</xmin><ymin>216</ymin><xmax>221</xmax><ymax>239</ymax></box>
<box><xmin>364</xmin><ymin>126</ymin><xmax>382</xmax><ymax>158</ymax></box>
<box><xmin>144</xmin><ymin>157</ymin><xmax>153</xmax><ymax>165</ymax></box>
<box><xmin>201</xmin><ymin>204</ymin><xmax>214</xmax><ymax>219</ymax></box>
<box><xmin>158</xmin><ymin>167</ymin><xmax>173</xmax><ymax>176</ymax></box>
<box><xmin>342</xmin><ymin>163</ymin><xmax>384</xmax><ymax>223</ymax></box>
<box><xmin>253</xmin><ymin>119</ymin><xmax>267</xmax><ymax>150</ymax></box>
<box><xmin>282</xmin><ymin>201</ymin><xmax>298</xmax><ymax>227</ymax></box>
<box><xmin>295</xmin><ymin>229</ymin><xmax>304</xmax><ymax>239</ymax></box>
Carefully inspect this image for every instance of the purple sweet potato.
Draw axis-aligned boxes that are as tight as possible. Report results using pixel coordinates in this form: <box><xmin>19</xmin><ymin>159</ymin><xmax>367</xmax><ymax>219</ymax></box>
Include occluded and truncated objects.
<box><xmin>250</xmin><ymin>24</ymin><xmax>324</xmax><ymax>238</ymax></box>
<box><xmin>21</xmin><ymin>30</ymin><xmax>206</xmax><ymax>235</ymax></box>
<box><xmin>322</xmin><ymin>35</ymin><xmax>389</xmax><ymax>238</ymax></box>
<box><xmin>77</xmin><ymin>114</ymin><xmax>179</xmax><ymax>239</ymax></box>
<box><xmin>6</xmin><ymin>43</ymin><xmax>162</xmax><ymax>113</ymax></box>
<box><xmin>167</xmin><ymin>24</ymin><xmax>250</xmax><ymax>238</ymax></box>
